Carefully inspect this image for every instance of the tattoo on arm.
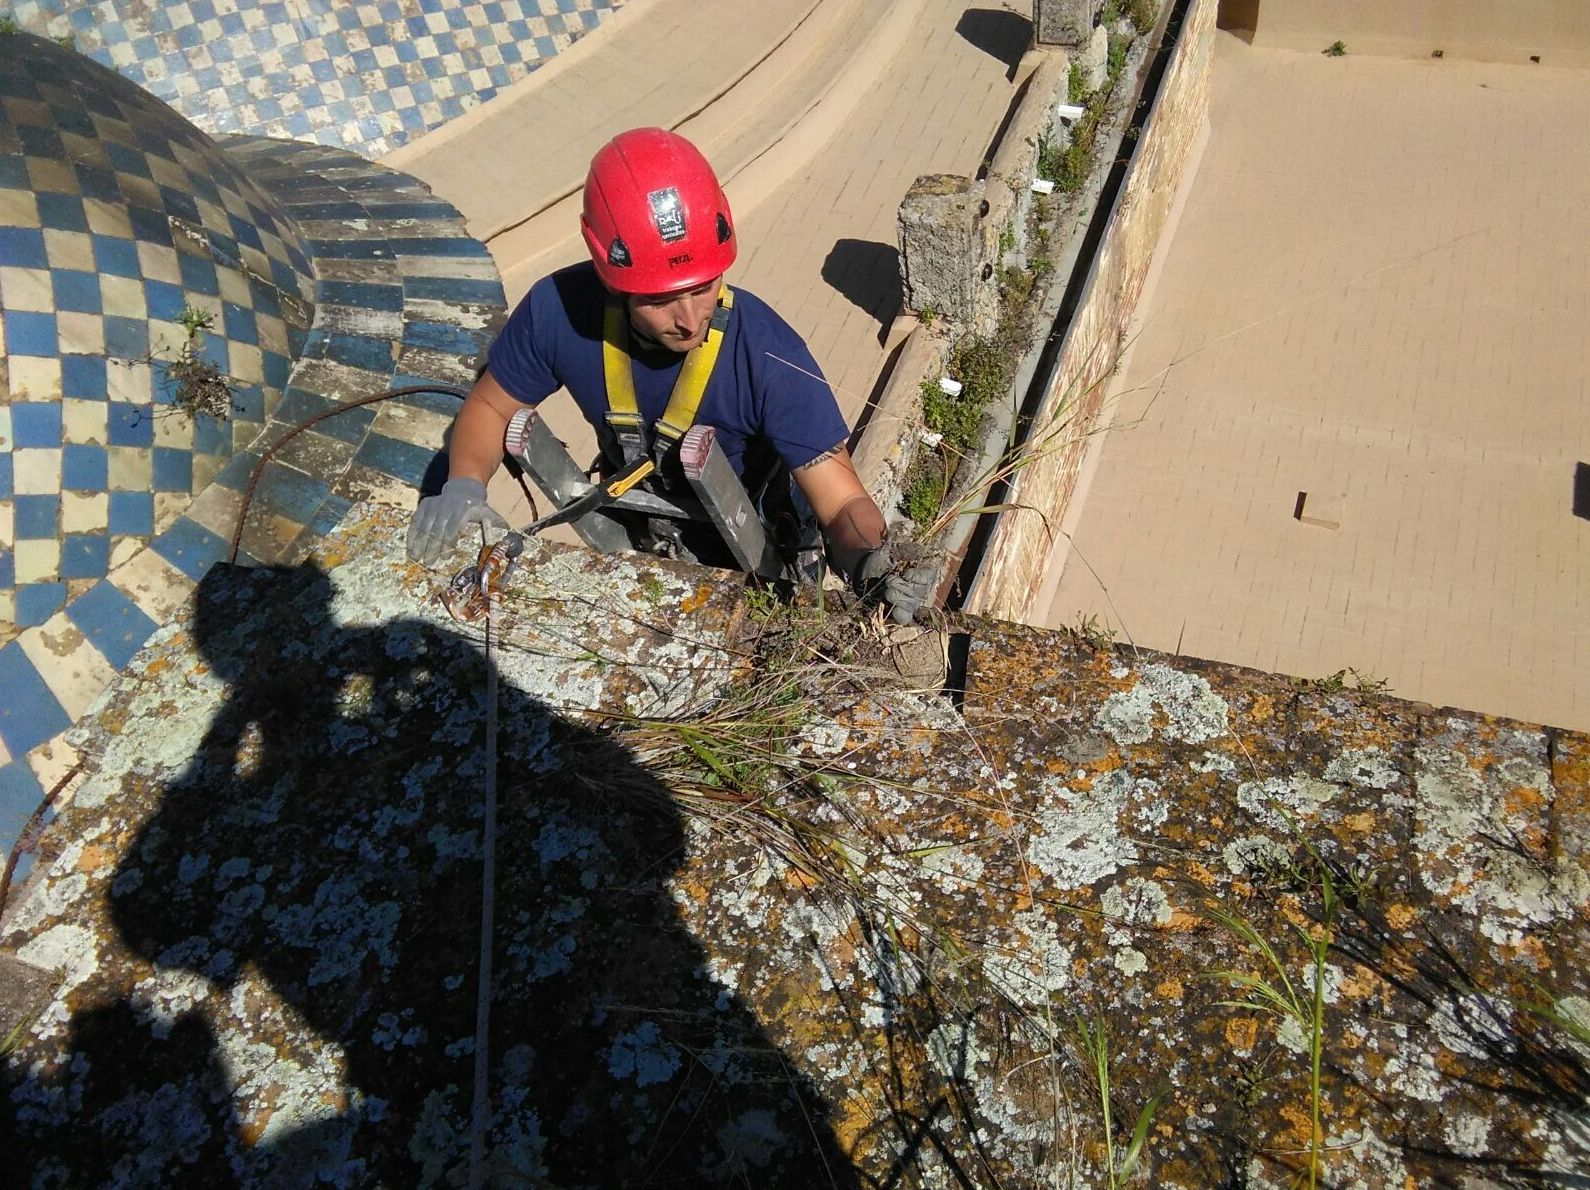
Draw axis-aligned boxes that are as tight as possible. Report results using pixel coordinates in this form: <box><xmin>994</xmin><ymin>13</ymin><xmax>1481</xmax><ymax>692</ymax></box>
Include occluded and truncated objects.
<box><xmin>793</xmin><ymin>444</ymin><xmax>845</xmax><ymax>472</ymax></box>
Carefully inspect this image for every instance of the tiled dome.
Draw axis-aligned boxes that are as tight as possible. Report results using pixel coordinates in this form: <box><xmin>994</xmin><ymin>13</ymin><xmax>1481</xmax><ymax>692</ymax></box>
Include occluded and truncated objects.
<box><xmin>1</xmin><ymin>33</ymin><xmax>315</xmax><ymax>639</ymax></box>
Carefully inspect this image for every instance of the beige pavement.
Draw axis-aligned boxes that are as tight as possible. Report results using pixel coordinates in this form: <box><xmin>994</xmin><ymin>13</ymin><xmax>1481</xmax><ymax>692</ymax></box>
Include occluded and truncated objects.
<box><xmin>731</xmin><ymin>0</ymin><xmax>1035</xmax><ymax>416</ymax></box>
<box><xmin>1041</xmin><ymin>33</ymin><xmax>1590</xmax><ymax>731</ymax></box>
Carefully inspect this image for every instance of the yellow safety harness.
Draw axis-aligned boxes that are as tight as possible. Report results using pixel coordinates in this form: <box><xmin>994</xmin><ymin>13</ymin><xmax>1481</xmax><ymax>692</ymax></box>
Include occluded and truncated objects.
<box><xmin>602</xmin><ymin>284</ymin><xmax>734</xmax><ymax>469</ymax></box>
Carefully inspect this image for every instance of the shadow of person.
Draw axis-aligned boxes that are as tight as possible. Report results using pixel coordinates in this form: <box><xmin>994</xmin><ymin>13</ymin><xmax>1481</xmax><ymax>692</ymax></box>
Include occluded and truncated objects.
<box><xmin>17</xmin><ymin>561</ymin><xmax>859</xmax><ymax>1187</ymax></box>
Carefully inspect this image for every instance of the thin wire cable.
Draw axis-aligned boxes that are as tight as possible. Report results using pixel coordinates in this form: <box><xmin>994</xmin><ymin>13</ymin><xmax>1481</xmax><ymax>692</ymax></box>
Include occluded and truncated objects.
<box><xmin>466</xmin><ymin>593</ymin><xmax>501</xmax><ymax>1188</ymax></box>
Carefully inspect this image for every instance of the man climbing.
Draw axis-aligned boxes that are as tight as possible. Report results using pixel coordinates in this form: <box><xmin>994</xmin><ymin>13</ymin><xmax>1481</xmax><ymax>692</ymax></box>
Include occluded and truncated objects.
<box><xmin>406</xmin><ymin>127</ymin><xmax>934</xmax><ymax>621</ymax></box>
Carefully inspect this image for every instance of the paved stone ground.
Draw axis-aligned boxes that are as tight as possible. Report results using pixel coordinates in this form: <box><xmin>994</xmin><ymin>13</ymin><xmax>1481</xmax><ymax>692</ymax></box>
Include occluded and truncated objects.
<box><xmin>733</xmin><ymin>0</ymin><xmax>1036</xmax><ymax>419</ymax></box>
<box><xmin>1042</xmin><ymin>34</ymin><xmax>1590</xmax><ymax>732</ymax></box>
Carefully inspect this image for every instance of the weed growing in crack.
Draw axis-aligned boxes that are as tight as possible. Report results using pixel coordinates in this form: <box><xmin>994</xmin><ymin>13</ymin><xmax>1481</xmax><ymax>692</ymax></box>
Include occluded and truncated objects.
<box><xmin>1204</xmin><ymin>832</ymin><xmax>1340</xmax><ymax>1190</ymax></box>
<box><xmin>123</xmin><ymin>303</ymin><xmax>241</xmax><ymax>425</ymax></box>
<box><xmin>1126</xmin><ymin>0</ymin><xmax>1159</xmax><ymax>31</ymax></box>
<box><xmin>1295</xmin><ymin>668</ymin><xmax>1390</xmax><ymax>697</ymax></box>
<box><xmin>1069</xmin><ymin>612</ymin><xmax>1118</xmax><ymax>649</ymax></box>
<box><xmin>1074</xmin><ymin>1011</ymin><xmax>1168</xmax><ymax>1188</ymax></box>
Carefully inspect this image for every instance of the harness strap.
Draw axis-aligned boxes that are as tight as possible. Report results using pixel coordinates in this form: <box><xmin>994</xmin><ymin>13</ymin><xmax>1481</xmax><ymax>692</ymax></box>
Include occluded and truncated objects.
<box><xmin>602</xmin><ymin>285</ymin><xmax>734</xmax><ymax>466</ymax></box>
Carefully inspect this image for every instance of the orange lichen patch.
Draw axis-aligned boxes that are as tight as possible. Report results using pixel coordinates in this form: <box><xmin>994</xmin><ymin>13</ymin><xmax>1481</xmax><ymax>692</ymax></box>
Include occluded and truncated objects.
<box><xmin>1156</xmin><ymin>978</ymin><xmax>1185</xmax><ymax>1000</ymax></box>
<box><xmin>75</xmin><ymin>845</ymin><xmax>113</xmax><ymax>873</ymax></box>
<box><xmin>1184</xmin><ymin>861</ymin><xmax>1218</xmax><ymax>889</ymax></box>
<box><xmin>1224</xmin><ymin>1016</ymin><xmax>1258</xmax><ymax>1053</ymax></box>
<box><xmin>679</xmin><ymin>584</ymin><xmax>713</xmax><ymax>613</ymax></box>
<box><xmin>1166</xmin><ymin>908</ymin><xmax>1202</xmax><ymax>933</ymax></box>
<box><xmin>671</xmin><ymin>873</ymin><xmax>713</xmax><ymax>908</ymax></box>
<box><xmin>1341</xmin><ymin>811</ymin><xmax>1377</xmax><ymax>835</ymax></box>
<box><xmin>1250</xmin><ymin>694</ymin><xmax>1276</xmax><ymax>723</ymax></box>
<box><xmin>1505</xmin><ymin>784</ymin><xmax>1547</xmax><ymax>815</ymax></box>
<box><xmin>1278</xmin><ymin>897</ymin><xmax>1311</xmax><ymax>932</ymax></box>
<box><xmin>1279</xmin><ymin>1101</ymin><xmax>1317</xmax><ymax>1147</ymax></box>
<box><xmin>315</xmin><ymin>542</ymin><xmax>351</xmax><ymax>570</ymax></box>
<box><xmin>831</xmin><ymin>1095</ymin><xmax>882</xmax><ymax>1155</ymax></box>
<box><xmin>143</xmin><ymin>656</ymin><xmax>169</xmax><ymax>677</ymax></box>
<box><xmin>1500</xmin><ymin>934</ymin><xmax>1550</xmax><ymax>971</ymax></box>
<box><xmin>238</xmin><ymin>1103</ymin><xmax>271</xmax><ymax>1147</ymax></box>
<box><xmin>1335</xmin><ymin>966</ymin><xmax>1385</xmax><ymax>1003</ymax></box>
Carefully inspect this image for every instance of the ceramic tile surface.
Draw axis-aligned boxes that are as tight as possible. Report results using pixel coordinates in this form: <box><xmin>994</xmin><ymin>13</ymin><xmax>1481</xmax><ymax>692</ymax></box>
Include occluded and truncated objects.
<box><xmin>0</xmin><ymin>38</ymin><xmax>506</xmax><ymax>860</ymax></box>
<box><xmin>3</xmin><ymin>0</ymin><xmax>623</xmax><ymax>158</ymax></box>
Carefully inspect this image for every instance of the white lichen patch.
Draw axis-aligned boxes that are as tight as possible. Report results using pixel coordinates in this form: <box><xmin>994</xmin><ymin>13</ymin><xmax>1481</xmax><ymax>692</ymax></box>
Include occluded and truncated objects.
<box><xmin>1332</xmin><ymin>1125</ymin><xmax>1411</xmax><ymax>1190</ymax></box>
<box><xmin>1554</xmin><ymin>996</ymin><xmax>1590</xmax><ymax>1063</ymax></box>
<box><xmin>15</xmin><ymin>924</ymin><xmax>101</xmax><ymax>1038</ymax></box>
<box><xmin>1443</xmin><ymin>1111</ymin><xmax>1491</xmax><ymax>1157</ymax></box>
<box><xmin>1430</xmin><ymin>993</ymin><xmax>1513</xmax><ymax>1061</ymax></box>
<box><xmin>1100</xmin><ymin>876</ymin><xmax>1173</xmax><ymax>929</ymax></box>
<box><xmin>915</xmin><ymin>841</ymin><xmax>988</xmax><ymax>895</ymax></box>
<box><xmin>1235</xmin><ymin>774</ymin><xmax>1342</xmax><ymax>830</ymax></box>
<box><xmin>1378</xmin><ymin>1032</ymin><xmax>1444</xmax><ymax>1104</ymax></box>
<box><xmin>1027</xmin><ymin>769</ymin><xmax>1149</xmax><ymax>889</ymax></box>
<box><xmin>712</xmin><ymin>1108</ymin><xmax>787</xmax><ymax>1175</ymax></box>
<box><xmin>979</xmin><ymin>905</ymin><xmax>1073</xmax><ymax>1009</ymax></box>
<box><xmin>1095</xmin><ymin>664</ymin><xmax>1230</xmax><ymax>746</ymax></box>
<box><xmin>606</xmin><ymin>1021</ymin><xmax>681</xmax><ymax>1088</ymax></box>
<box><xmin>926</xmin><ymin>1020</ymin><xmax>989</xmax><ymax>1081</ymax></box>
<box><xmin>798</xmin><ymin>717</ymin><xmax>851</xmax><ymax>757</ymax></box>
<box><xmin>6</xmin><ymin>865</ymin><xmax>91</xmax><ymax>936</ymax></box>
<box><xmin>1413</xmin><ymin>744</ymin><xmax>1587</xmax><ymax>942</ymax></box>
<box><xmin>1275</xmin><ymin>1014</ymin><xmax>1308</xmax><ymax>1057</ymax></box>
<box><xmin>1323</xmin><ymin>747</ymin><xmax>1403</xmax><ymax>791</ymax></box>
<box><xmin>130</xmin><ymin>967</ymin><xmax>214</xmax><ymax>1039</ymax></box>
<box><xmin>1222</xmin><ymin>834</ymin><xmax>1290</xmax><ymax>877</ymax></box>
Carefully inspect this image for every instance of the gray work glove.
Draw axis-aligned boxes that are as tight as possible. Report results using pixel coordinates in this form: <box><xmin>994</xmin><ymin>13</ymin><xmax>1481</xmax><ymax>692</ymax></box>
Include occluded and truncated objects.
<box><xmin>407</xmin><ymin>477</ymin><xmax>507</xmax><ymax>566</ymax></box>
<box><xmin>855</xmin><ymin>542</ymin><xmax>941</xmax><ymax>625</ymax></box>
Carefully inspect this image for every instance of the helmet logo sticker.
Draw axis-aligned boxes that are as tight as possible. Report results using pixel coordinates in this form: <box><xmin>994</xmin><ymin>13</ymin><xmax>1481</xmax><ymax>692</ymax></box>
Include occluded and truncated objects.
<box><xmin>716</xmin><ymin>213</ymin><xmax>732</xmax><ymax>244</ymax></box>
<box><xmin>608</xmin><ymin>237</ymin><xmax>632</xmax><ymax>267</ymax></box>
<box><xmin>648</xmin><ymin>187</ymin><xmax>687</xmax><ymax>243</ymax></box>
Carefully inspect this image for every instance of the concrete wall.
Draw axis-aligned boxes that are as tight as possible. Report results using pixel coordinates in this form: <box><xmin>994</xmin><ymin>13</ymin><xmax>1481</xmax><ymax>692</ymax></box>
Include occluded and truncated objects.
<box><xmin>1248</xmin><ymin>0</ymin><xmax>1590</xmax><ymax>65</ymax></box>
<box><xmin>966</xmin><ymin>0</ymin><xmax>1216</xmax><ymax>623</ymax></box>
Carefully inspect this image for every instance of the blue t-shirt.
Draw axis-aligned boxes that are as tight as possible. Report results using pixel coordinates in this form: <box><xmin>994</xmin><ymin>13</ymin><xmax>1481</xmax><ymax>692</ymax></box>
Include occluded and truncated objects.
<box><xmin>486</xmin><ymin>263</ymin><xmax>849</xmax><ymax>479</ymax></box>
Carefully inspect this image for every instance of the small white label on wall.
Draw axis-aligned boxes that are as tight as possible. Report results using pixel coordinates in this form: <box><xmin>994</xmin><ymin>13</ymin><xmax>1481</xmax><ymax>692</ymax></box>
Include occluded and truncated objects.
<box><xmin>1031</xmin><ymin>178</ymin><xmax>1056</xmax><ymax>194</ymax></box>
<box><xmin>938</xmin><ymin>377</ymin><xmax>964</xmax><ymax>397</ymax></box>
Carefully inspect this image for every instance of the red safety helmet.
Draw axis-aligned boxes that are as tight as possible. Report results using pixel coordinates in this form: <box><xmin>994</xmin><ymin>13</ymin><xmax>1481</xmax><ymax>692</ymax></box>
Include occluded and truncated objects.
<box><xmin>580</xmin><ymin>127</ymin><xmax>736</xmax><ymax>295</ymax></box>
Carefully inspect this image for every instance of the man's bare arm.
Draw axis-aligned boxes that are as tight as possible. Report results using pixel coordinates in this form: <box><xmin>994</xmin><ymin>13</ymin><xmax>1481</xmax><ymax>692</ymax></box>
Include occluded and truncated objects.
<box><xmin>448</xmin><ymin>369</ymin><xmax>524</xmax><ymax>485</ymax></box>
<box><xmin>792</xmin><ymin>444</ymin><xmax>887</xmax><ymax>579</ymax></box>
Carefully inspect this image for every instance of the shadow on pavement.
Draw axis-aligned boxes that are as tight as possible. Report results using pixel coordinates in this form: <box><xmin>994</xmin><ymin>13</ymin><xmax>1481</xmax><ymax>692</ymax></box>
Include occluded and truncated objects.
<box><xmin>6</xmin><ymin>562</ymin><xmax>859</xmax><ymax>1187</ymax></box>
<box><xmin>821</xmin><ymin>238</ymin><xmax>903</xmax><ymax>341</ymax></box>
<box><xmin>955</xmin><ymin>8</ymin><xmax>1033</xmax><ymax>82</ymax></box>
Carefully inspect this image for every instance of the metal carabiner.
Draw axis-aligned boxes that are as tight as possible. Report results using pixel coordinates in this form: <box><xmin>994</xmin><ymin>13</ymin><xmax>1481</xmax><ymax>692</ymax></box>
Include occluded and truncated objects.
<box><xmin>441</xmin><ymin>533</ymin><xmax>524</xmax><ymax>624</ymax></box>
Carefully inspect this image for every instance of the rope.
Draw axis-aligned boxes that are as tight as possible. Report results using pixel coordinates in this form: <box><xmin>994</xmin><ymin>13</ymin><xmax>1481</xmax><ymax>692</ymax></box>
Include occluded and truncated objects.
<box><xmin>466</xmin><ymin>592</ymin><xmax>501</xmax><ymax>1188</ymax></box>
<box><xmin>227</xmin><ymin>383</ymin><xmax>540</xmax><ymax>565</ymax></box>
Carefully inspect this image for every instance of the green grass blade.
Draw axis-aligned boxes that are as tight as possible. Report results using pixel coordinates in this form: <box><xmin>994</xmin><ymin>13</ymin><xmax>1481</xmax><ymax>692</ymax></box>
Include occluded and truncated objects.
<box><xmin>1117</xmin><ymin>1090</ymin><xmax>1168</xmax><ymax>1181</ymax></box>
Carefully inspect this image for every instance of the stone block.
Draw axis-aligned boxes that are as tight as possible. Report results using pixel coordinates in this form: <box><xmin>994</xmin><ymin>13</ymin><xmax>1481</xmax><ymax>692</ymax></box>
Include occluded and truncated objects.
<box><xmin>1079</xmin><ymin>23</ymin><xmax>1110</xmax><ymax>93</ymax></box>
<box><xmin>897</xmin><ymin>174</ymin><xmax>982</xmax><ymax>324</ymax></box>
<box><xmin>1034</xmin><ymin>0</ymin><xmax>1099</xmax><ymax>47</ymax></box>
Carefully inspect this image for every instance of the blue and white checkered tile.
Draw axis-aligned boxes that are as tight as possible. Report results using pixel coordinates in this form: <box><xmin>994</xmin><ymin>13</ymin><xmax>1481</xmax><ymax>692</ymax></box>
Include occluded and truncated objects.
<box><xmin>4</xmin><ymin>0</ymin><xmax>624</xmax><ymax>160</ymax></box>
<box><xmin>0</xmin><ymin>57</ymin><xmax>504</xmax><ymax>859</ymax></box>
<box><xmin>185</xmin><ymin>136</ymin><xmax>505</xmax><ymax>566</ymax></box>
<box><xmin>1</xmin><ymin>33</ymin><xmax>315</xmax><ymax>636</ymax></box>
